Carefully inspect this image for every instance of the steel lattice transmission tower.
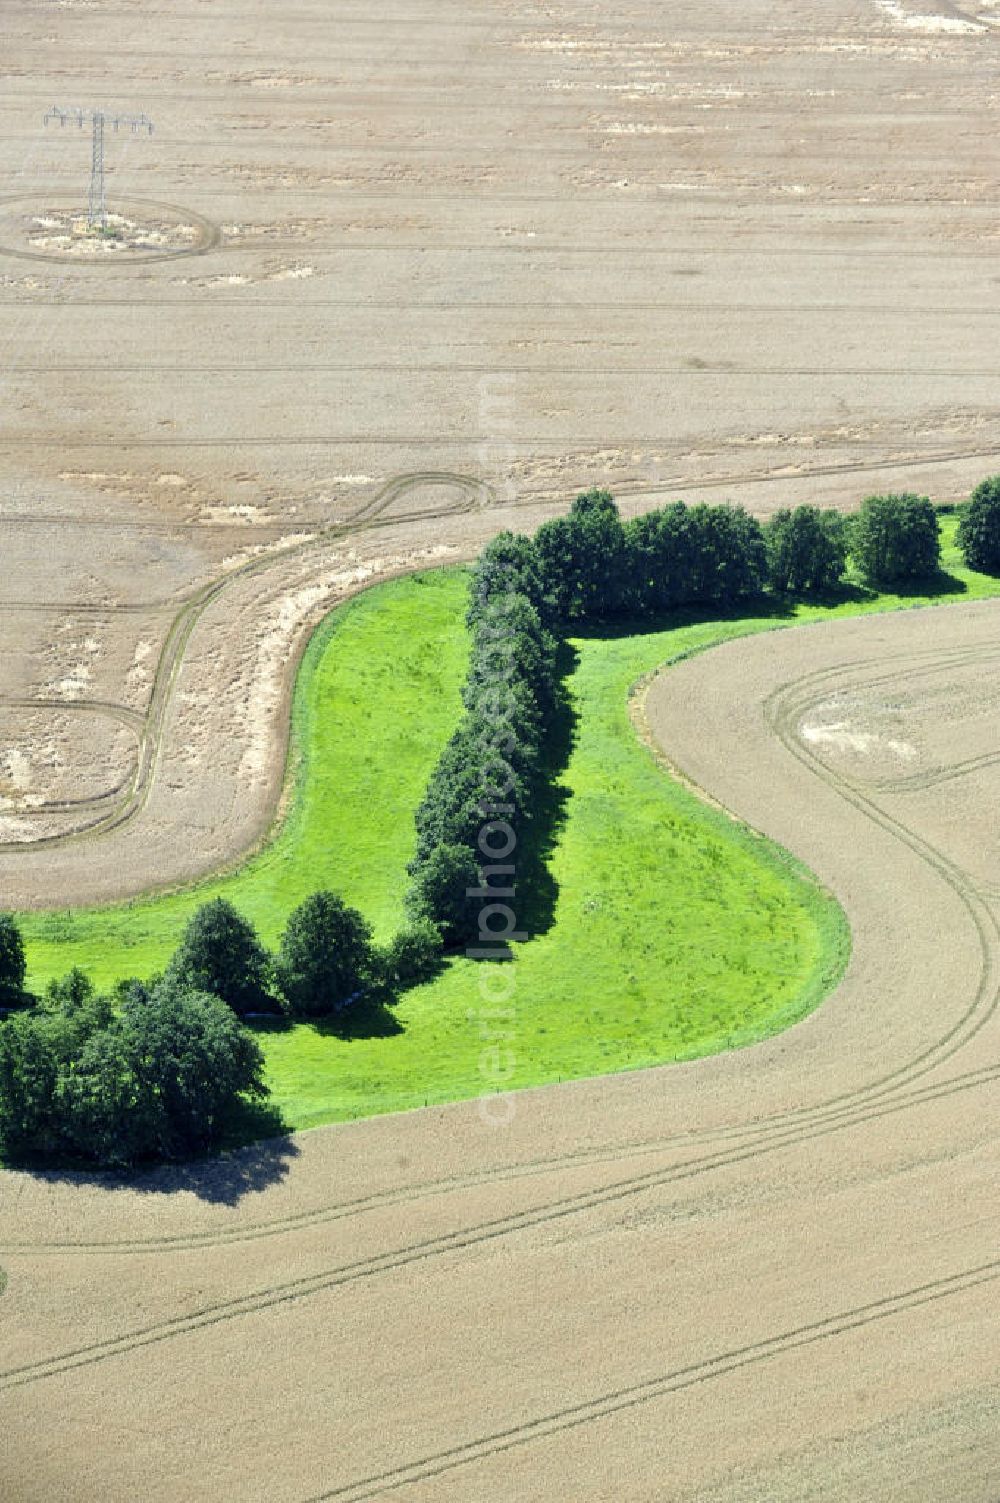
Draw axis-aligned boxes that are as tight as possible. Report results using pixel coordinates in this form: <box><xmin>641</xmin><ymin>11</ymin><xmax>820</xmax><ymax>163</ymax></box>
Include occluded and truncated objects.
<box><xmin>44</xmin><ymin>106</ymin><xmax>154</xmax><ymax>228</ymax></box>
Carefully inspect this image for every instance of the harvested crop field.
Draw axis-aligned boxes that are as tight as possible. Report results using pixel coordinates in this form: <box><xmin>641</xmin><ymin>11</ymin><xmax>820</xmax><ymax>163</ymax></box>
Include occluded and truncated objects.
<box><xmin>5</xmin><ymin>0</ymin><xmax>1000</xmax><ymax>903</ymax></box>
<box><xmin>3</xmin><ymin>0</ymin><xmax>1000</xmax><ymax>1497</ymax></box>
<box><xmin>3</xmin><ymin>600</ymin><xmax>1000</xmax><ymax>1500</ymax></box>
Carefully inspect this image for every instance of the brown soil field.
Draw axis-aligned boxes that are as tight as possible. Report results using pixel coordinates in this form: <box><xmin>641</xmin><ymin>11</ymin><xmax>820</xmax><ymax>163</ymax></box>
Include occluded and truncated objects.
<box><xmin>3</xmin><ymin>599</ymin><xmax>999</xmax><ymax>1500</ymax></box>
<box><xmin>2</xmin><ymin>0</ymin><xmax>1000</xmax><ymax>1496</ymax></box>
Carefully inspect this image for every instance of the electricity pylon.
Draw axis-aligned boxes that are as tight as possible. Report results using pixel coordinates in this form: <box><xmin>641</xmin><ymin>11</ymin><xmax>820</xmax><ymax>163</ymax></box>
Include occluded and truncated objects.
<box><xmin>44</xmin><ymin>107</ymin><xmax>154</xmax><ymax>228</ymax></box>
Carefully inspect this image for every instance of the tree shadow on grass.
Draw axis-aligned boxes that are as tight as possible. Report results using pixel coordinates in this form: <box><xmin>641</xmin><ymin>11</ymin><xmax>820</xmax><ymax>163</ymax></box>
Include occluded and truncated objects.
<box><xmin>311</xmin><ymin>995</ymin><xmax>405</xmax><ymax>1040</ymax></box>
<box><xmin>884</xmin><ymin>568</ymin><xmax>967</xmax><ymax>600</ymax></box>
<box><xmin>568</xmin><ymin>593</ymin><xmax>798</xmax><ymax>642</ymax></box>
<box><xmin>248</xmin><ymin>996</ymin><xmax>404</xmax><ymax>1044</ymax></box>
<box><xmin>503</xmin><ymin>638</ymin><xmax>580</xmax><ymax>944</ymax></box>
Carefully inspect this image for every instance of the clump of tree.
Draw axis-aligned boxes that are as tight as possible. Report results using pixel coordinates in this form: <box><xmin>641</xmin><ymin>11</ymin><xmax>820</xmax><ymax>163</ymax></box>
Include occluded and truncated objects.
<box><xmin>851</xmin><ymin>493</ymin><xmax>940</xmax><ymax>586</ymax></box>
<box><xmin>764</xmin><ymin>506</ymin><xmax>849</xmax><ymax>596</ymax></box>
<box><xmin>536</xmin><ymin>489</ymin><xmax>628</xmax><ymax>619</ymax></box>
<box><xmin>0</xmin><ymin>969</ymin><xmax>268</xmax><ymax>1168</ymax></box>
<box><xmin>0</xmin><ymin>914</ymin><xmax>28</xmax><ymax>1011</ymax></box>
<box><xmin>957</xmin><ymin>475</ymin><xmax>1000</xmax><ymax>575</ymax></box>
<box><xmin>534</xmin><ymin>492</ymin><xmax>769</xmax><ymax>622</ymax></box>
<box><xmin>622</xmin><ymin>501</ymin><xmax>768</xmax><ymax>615</ymax></box>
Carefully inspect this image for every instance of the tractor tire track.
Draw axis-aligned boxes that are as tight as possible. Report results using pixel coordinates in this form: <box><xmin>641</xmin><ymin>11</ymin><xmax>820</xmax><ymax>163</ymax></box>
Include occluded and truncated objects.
<box><xmin>300</xmin><ymin>1261</ymin><xmax>1000</xmax><ymax>1502</ymax></box>
<box><xmin>1</xmin><ymin>1060</ymin><xmax>995</xmax><ymax>1394</ymax></box>
<box><xmin>0</xmin><ymin>471</ymin><xmax>484</xmax><ymax>851</ymax></box>
<box><xmin>4</xmin><ymin>633</ymin><xmax>999</xmax><ymax>1260</ymax></box>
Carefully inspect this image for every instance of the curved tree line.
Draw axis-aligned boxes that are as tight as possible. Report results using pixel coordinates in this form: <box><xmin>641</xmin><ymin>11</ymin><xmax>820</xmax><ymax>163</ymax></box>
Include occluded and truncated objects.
<box><xmin>404</xmin><ymin>478</ymin><xmax>999</xmax><ymax>939</ymax></box>
<box><xmin>0</xmin><ymin>478</ymin><xmax>997</xmax><ymax>1169</ymax></box>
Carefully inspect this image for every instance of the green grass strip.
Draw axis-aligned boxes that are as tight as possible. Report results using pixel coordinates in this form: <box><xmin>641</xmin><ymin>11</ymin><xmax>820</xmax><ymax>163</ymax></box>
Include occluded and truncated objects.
<box><xmin>15</xmin><ymin>516</ymin><xmax>1000</xmax><ymax>1130</ymax></box>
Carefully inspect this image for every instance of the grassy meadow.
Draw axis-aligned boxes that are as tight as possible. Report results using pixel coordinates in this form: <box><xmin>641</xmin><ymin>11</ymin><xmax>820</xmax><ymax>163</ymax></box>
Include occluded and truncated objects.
<box><xmin>16</xmin><ymin>515</ymin><xmax>1000</xmax><ymax>1129</ymax></box>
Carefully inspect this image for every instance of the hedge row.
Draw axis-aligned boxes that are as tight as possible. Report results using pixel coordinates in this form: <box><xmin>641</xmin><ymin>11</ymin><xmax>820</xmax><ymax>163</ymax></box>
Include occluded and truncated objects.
<box><xmin>405</xmin><ymin>535</ymin><xmax>560</xmax><ymax>945</ymax></box>
<box><xmin>404</xmin><ymin>477</ymin><xmax>1000</xmax><ymax>939</ymax></box>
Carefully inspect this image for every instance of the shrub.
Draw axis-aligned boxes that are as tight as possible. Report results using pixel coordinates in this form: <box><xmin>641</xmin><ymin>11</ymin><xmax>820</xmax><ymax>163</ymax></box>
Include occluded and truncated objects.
<box><xmin>852</xmin><ymin>493</ymin><xmax>940</xmax><ymax>585</ymax></box>
<box><xmin>275</xmin><ymin>891</ymin><xmax>374</xmax><ymax>1017</ymax></box>
<box><xmin>957</xmin><ymin>476</ymin><xmax>1000</xmax><ymax>574</ymax></box>
<box><xmin>765</xmin><ymin>506</ymin><xmax>849</xmax><ymax>596</ymax></box>
<box><xmin>0</xmin><ymin>914</ymin><xmax>27</xmax><ymax>1009</ymax></box>
<box><xmin>167</xmin><ymin>898</ymin><xmax>273</xmax><ymax>1016</ymax></box>
<box><xmin>375</xmin><ymin>920</ymin><xmax>444</xmax><ymax>991</ymax></box>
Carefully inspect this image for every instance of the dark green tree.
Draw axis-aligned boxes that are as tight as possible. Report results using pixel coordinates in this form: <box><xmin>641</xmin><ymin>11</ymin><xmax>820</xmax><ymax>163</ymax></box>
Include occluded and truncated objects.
<box><xmin>536</xmin><ymin>490</ymin><xmax>627</xmax><ymax>621</ymax></box>
<box><xmin>623</xmin><ymin>502</ymin><xmax>700</xmax><ymax>613</ymax></box>
<box><xmin>852</xmin><ymin>493</ymin><xmax>940</xmax><ymax>586</ymax></box>
<box><xmin>411</xmin><ymin>719</ymin><xmax>529</xmax><ymax>869</ymax></box>
<box><xmin>122</xmin><ymin>977</ymin><xmax>268</xmax><ymax>1157</ymax></box>
<box><xmin>465</xmin><ymin>591</ymin><xmax>558</xmax><ymax>718</ymax></box>
<box><xmin>467</xmin><ymin>531</ymin><xmax>549</xmax><ymax>624</ymax></box>
<box><xmin>374</xmin><ymin>920</ymin><xmax>443</xmax><ymax>992</ymax></box>
<box><xmin>0</xmin><ymin>914</ymin><xmax>27</xmax><ymax>1009</ymax></box>
<box><xmin>275</xmin><ymin>891</ymin><xmax>375</xmax><ymax>1018</ymax></box>
<box><xmin>765</xmin><ymin>506</ymin><xmax>849</xmax><ymax>596</ymax></box>
<box><xmin>957</xmin><ymin>476</ymin><xmax>1000</xmax><ymax>574</ymax></box>
<box><xmin>55</xmin><ymin>1023</ymin><xmax>155</xmax><ymax>1169</ymax></box>
<box><xmin>0</xmin><ymin>1009</ymin><xmax>61</xmax><ymax>1158</ymax></box>
<box><xmin>534</xmin><ymin>513</ymin><xmax>579</xmax><ymax>620</ymax></box>
<box><xmin>167</xmin><ymin>898</ymin><xmax>272</xmax><ymax>1017</ymax></box>
<box><xmin>406</xmin><ymin>843</ymin><xmax>483</xmax><ymax>946</ymax></box>
<box><xmin>686</xmin><ymin>504</ymin><xmax>768</xmax><ymax>605</ymax></box>
<box><xmin>0</xmin><ymin>972</ymin><xmax>269</xmax><ymax>1167</ymax></box>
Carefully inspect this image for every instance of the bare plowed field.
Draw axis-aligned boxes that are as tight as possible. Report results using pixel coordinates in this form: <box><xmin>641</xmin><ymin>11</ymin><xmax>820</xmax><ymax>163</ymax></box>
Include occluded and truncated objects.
<box><xmin>3</xmin><ymin>599</ymin><xmax>999</xmax><ymax>1499</ymax></box>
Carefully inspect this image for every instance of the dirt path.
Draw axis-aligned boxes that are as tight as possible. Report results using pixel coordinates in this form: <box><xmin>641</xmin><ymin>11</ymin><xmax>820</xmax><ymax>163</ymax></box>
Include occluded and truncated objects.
<box><xmin>2</xmin><ymin>599</ymin><xmax>998</xmax><ymax>1500</ymax></box>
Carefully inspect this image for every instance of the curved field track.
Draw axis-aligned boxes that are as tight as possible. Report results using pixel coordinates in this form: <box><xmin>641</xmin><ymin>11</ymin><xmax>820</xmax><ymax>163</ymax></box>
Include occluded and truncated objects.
<box><xmin>3</xmin><ymin>600</ymin><xmax>999</xmax><ymax>1500</ymax></box>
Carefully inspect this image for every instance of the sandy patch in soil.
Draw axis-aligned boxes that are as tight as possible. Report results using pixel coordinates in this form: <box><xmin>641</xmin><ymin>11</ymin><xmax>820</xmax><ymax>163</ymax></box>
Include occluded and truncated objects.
<box><xmin>24</xmin><ymin>210</ymin><xmax>199</xmax><ymax>257</ymax></box>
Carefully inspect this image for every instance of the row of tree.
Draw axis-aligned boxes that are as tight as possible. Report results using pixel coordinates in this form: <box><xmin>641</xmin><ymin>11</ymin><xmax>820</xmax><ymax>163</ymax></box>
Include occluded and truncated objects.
<box><xmin>501</xmin><ymin>477</ymin><xmax>1000</xmax><ymax>625</ymax></box>
<box><xmin>0</xmin><ymin>895</ymin><xmax>443</xmax><ymax>1024</ymax></box>
<box><xmin>529</xmin><ymin>488</ymin><xmax>952</xmax><ymax>622</ymax></box>
<box><xmin>404</xmin><ymin>535</ymin><xmax>560</xmax><ymax>943</ymax></box>
<box><xmin>401</xmin><ymin>480</ymin><xmax>1000</xmax><ymax>941</ymax></box>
